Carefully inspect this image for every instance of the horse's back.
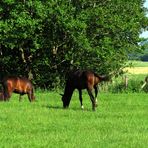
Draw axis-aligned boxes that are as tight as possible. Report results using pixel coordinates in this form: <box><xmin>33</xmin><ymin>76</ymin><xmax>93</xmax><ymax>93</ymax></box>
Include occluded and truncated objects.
<box><xmin>2</xmin><ymin>76</ymin><xmax>33</xmax><ymax>93</ymax></box>
<box><xmin>16</xmin><ymin>77</ymin><xmax>33</xmax><ymax>92</ymax></box>
<box><xmin>67</xmin><ymin>70</ymin><xmax>95</xmax><ymax>89</ymax></box>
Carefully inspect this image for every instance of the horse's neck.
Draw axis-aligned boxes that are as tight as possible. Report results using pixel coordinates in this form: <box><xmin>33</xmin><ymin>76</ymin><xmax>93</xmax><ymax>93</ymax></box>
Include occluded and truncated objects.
<box><xmin>64</xmin><ymin>82</ymin><xmax>74</xmax><ymax>97</ymax></box>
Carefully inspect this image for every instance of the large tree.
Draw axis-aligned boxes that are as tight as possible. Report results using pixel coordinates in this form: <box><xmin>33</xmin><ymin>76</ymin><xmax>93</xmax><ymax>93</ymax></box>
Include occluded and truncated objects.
<box><xmin>0</xmin><ymin>0</ymin><xmax>147</xmax><ymax>89</ymax></box>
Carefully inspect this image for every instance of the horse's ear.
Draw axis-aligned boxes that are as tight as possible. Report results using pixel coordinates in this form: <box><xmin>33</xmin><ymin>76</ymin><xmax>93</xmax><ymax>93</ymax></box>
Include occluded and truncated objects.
<box><xmin>60</xmin><ymin>94</ymin><xmax>64</xmax><ymax>97</ymax></box>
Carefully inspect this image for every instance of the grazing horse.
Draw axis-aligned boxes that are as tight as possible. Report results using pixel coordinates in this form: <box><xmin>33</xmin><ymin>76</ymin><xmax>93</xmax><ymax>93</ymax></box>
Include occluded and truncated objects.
<box><xmin>0</xmin><ymin>76</ymin><xmax>35</xmax><ymax>102</ymax></box>
<box><xmin>61</xmin><ymin>70</ymin><xmax>110</xmax><ymax>111</ymax></box>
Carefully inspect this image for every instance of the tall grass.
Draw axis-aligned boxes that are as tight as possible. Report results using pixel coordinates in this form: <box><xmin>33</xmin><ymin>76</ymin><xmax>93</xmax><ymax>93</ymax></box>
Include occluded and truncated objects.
<box><xmin>102</xmin><ymin>58</ymin><xmax>148</xmax><ymax>93</ymax></box>
<box><xmin>0</xmin><ymin>92</ymin><xmax>148</xmax><ymax>147</ymax></box>
<box><xmin>106</xmin><ymin>74</ymin><xmax>148</xmax><ymax>93</ymax></box>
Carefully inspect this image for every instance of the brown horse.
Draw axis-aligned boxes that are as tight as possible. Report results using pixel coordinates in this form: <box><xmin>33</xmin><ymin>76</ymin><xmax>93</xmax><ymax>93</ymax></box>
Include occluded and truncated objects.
<box><xmin>61</xmin><ymin>70</ymin><xmax>110</xmax><ymax>111</ymax></box>
<box><xmin>0</xmin><ymin>76</ymin><xmax>35</xmax><ymax>102</ymax></box>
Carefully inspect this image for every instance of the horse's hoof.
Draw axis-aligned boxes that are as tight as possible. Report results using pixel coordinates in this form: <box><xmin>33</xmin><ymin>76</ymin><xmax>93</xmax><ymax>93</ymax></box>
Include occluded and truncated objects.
<box><xmin>95</xmin><ymin>103</ymin><xmax>98</xmax><ymax>107</ymax></box>
<box><xmin>81</xmin><ymin>105</ymin><xmax>84</xmax><ymax>110</ymax></box>
<box><xmin>92</xmin><ymin>108</ymin><xmax>96</xmax><ymax>111</ymax></box>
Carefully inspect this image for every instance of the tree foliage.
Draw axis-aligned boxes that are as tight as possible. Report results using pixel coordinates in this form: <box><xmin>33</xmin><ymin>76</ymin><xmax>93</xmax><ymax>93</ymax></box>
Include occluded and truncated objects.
<box><xmin>0</xmin><ymin>0</ymin><xmax>147</xmax><ymax>89</ymax></box>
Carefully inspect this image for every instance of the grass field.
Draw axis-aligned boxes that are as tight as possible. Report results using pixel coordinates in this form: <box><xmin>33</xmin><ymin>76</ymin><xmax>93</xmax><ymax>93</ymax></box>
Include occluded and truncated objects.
<box><xmin>0</xmin><ymin>91</ymin><xmax>148</xmax><ymax>148</ymax></box>
<box><xmin>127</xmin><ymin>61</ymin><xmax>148</xmax><ymax>67</ymax></box>
<box><xmin>124</xmin><ymin>61</ymin><xmax>148</xmax><ymax>74</ymax></box>
<box><xmin>124</xmin><ymin>67</ymin><xmax>148</xmax><ymax>74</ymax></box>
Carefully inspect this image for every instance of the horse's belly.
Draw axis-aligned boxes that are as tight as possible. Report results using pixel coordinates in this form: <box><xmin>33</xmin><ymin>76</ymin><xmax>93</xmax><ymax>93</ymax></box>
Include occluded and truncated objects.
<box><xmin>14</xmin><ymin>89</ymin><xmax>26</xmax><ymax>94</ymax></box>
<box><xmin>76</xmin><ymin>83</ymin><xmax>86</xmax><ymax>90</ymax></box>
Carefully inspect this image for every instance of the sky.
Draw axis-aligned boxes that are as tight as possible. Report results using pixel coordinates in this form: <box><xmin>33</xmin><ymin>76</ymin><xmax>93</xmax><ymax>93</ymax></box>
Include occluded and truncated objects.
<box><xmin>144</xmin><ymin>0</ymin><xmax>148</xmax><ymax>10</ymax></box>
<box><xmin>140</xmin><ymin>0</ymin><xmax>148</xmax><ymax>38</ymax></box>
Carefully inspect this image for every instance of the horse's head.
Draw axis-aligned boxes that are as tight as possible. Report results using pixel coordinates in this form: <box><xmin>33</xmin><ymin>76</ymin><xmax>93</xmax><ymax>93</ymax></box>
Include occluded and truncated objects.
<box><xmin>60</xmin><ymin>93</ymin><xmax>71</xmax><ymax>108</ymax></box>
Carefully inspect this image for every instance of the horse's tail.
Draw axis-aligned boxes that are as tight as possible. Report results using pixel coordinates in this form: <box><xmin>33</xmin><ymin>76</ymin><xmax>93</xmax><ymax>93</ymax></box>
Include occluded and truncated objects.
<box><xmin>94</xmin><ymin>73</ymin><xmax>110</xmax><ymax>82</ymax></box>
<box><xmin>0</xmin><ymin>79</ymin><xmax>7</xmax><ymax>100</ymax></box>
<box><xmin>31</xmin><ymin>85</ymin><xmax>36</xmax><ymax>101</ymax></box>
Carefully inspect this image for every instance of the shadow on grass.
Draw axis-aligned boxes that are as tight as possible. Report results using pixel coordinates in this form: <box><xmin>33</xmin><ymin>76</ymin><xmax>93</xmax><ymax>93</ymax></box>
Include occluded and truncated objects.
<box><xmin>44</xmin><ymin>105</ymin><xmax>63</xmax><ymax>110</ymax></box>
<box><xmin>44</xmin><ymin>105</ymin><xmax>93</xmax><ymax>112</ymax></box>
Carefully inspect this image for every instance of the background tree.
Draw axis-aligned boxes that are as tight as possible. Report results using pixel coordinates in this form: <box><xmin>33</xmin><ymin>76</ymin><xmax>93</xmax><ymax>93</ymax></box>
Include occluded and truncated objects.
<box><xmin>0</xmin><ymin>0</ymin><xmax>147</xmax><ymax>89</ymax></box>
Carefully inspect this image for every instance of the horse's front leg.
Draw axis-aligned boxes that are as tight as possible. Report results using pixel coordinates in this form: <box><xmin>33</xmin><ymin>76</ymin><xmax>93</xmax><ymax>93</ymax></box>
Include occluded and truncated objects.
<box><xmin>19</xmin><ymin>94</ymin><xmax>23</xmax><ymax>102</ymax></box>
<box><xmin>78</xmin><ymin>89</ymin><xmax>84</xmax><ymax>109</ymax></box>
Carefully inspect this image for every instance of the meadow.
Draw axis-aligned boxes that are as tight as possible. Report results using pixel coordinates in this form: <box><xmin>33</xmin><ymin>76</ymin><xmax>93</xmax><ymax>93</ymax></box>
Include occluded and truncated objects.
<box><xmin>0</xmin><ymin>61</ymin><xmax>147</xmax><ymax>148</ymax></box>
<box><xmin>0</xmin><ymin>91</ymin><xmax>148</xmax><ymax>148</ymax></box>
<box><xmin>109</xmin><ymin>61</ymin><xmax>148</xmax><ymax>93</ymax></box>
<box><xmin>124</xmin><ymin>60</ymin><xmax>148</xmax><ymax>74</ymax></box>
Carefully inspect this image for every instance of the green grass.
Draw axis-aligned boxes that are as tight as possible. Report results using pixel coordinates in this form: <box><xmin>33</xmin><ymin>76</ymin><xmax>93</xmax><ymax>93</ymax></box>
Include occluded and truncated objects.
<box><xmin>0</xmin><ymin>91</ymin><xmax>148</xmax><ymax>148</ymax></box>
<box><xmin>111</xmin><ymin>73</ymin><xmax>146</xmax><ymax>83</ymax></box>
<box><xmin>128</xmin><ymin>60</ymin><xmax>148</xmax><ymax>67</ymax></box>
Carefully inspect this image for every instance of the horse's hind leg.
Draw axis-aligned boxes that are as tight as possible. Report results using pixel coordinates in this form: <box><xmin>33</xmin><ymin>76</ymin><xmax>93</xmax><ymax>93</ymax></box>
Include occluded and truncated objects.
<box><xmin>27</xmin><ymin>92</ymin><xmax>32</xmax><ymax>102</ymax></box>
<box><xmin>94</xmin><ymin>85</ymin><xmax>98</xmax><ymax>107</ymax></box>
<box><xmin>87</xmin><ymin>88</ymin><xmax>96</xmax><ymax>111</ymax></box>
<box><xmin>78</xmin><ymin>89</ymin><xmax>84</xmax><ymax>109</ymax></box>
<box><xmin>27</xmin><ymin>90</ymin><xmax>35</xmax><ymax>102</ymax></box>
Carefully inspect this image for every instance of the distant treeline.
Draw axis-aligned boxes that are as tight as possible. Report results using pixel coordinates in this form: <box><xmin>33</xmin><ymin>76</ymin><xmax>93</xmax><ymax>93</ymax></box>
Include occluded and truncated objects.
<box><xmin>130</xmin><ymin>40</ymin><xmax>148</xmax><ymax>61</ymax></box>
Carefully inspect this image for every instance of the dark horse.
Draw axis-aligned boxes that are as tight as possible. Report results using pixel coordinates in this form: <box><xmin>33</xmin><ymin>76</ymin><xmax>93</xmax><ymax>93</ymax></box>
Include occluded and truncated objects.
<box><xmin>0</xmin><ymin>76</ymin><xmax>35</xmax><ymax>102</ymax></box>
<box><xmin>61</xmin><ymin>70</ymin><xmax>110</xmax><ymax>111</ymax></box>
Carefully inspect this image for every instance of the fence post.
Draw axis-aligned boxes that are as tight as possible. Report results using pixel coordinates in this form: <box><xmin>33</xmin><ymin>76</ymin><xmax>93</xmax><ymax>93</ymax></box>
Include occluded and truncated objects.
<box><xmin>124</xmin><ymin>75</ymin><xmax>128</xmax><ymax>89</ymax></box>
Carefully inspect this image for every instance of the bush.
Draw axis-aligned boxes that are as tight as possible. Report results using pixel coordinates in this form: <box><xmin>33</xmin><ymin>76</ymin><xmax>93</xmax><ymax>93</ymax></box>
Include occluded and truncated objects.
<box><xmin>103</xmin><ymin>76</ymin><xmax>148</xmax><ymax>93</ymax></box>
